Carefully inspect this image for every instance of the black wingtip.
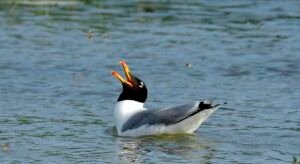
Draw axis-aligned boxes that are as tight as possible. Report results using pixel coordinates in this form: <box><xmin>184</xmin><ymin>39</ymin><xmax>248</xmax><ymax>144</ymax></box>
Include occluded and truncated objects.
<box><xmin>199</xmin><ymin>100</ymin><xmax>227</xmax><ymax>109</ymax></box>
<box><xmin>198</xmin><ymin>100</ymin><xmax>213</xmax><ymax>109</ymax></box>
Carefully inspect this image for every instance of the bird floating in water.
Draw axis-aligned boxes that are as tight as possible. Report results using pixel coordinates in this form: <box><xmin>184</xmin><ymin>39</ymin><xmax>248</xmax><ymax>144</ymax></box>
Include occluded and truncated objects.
<box><xmin>112</xmin><ymin>60</ymin><xmax>221</xmax><ymax>137</ymax></box>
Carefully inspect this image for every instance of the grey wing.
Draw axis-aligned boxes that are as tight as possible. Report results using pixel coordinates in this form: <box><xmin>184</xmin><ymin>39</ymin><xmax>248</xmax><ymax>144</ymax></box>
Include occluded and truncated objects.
<box><xmin>121</xmin><ymin>101</ymin><xmax>202</xmax><ymax>132</ymax></box>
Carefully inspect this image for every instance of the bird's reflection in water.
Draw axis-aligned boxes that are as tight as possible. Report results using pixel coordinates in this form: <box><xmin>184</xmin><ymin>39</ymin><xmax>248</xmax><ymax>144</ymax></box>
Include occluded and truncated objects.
<box><xmin>115</xmin><ymin>132</ymin><xmax>217</xmax><ymax>163</ymax></box>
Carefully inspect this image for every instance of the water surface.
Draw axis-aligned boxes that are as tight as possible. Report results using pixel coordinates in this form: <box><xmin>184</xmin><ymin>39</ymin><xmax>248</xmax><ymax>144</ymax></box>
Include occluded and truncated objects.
<box><xmin>0</xmin><ymin>0</ymin><xmax>299</xmax><ymax>163</ymax></box>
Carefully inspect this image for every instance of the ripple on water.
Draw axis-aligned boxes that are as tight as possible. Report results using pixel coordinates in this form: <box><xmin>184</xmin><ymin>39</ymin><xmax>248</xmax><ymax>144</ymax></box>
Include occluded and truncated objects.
<box><xmin>0</xmin><ymin>0</ymin><xmax>300</xmax><ymax>163</ymax></box>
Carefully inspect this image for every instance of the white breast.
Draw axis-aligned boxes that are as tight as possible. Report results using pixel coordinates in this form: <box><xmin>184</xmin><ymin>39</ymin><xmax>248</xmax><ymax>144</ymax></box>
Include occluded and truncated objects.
<box><xmin>114</xmin><ymin>100</ymin><xmax>146</xmax><ymax>134</ymax></box>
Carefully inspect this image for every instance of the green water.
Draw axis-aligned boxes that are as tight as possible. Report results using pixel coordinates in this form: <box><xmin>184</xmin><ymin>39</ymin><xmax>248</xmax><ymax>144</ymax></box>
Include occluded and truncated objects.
<box><xmin>0</xmin><ymin>0</ymin><xmax>299</xmax><ymax>163</ymax></box>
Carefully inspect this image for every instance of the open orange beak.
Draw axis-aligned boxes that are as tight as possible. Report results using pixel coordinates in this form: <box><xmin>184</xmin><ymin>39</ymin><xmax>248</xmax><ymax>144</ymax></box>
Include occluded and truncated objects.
<box><xmin>112</xmin><ymin>60</ymin><xmax>134</xmax><ymax>87</ymax></box>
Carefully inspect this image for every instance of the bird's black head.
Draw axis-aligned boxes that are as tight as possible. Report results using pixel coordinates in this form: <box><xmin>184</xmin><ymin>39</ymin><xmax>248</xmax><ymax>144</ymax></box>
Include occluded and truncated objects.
<box><xmin>112</xmin><ymin>60</ymin><xmax>148</xmax><ymax>103</ymax></box>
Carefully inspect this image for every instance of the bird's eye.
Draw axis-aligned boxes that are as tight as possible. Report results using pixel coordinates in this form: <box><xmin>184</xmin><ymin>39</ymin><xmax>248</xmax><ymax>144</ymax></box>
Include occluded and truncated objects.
<box><xmin>138</xmin><ymin>82</ymin><xmax>143</xmax><ymax>88</ymax></box>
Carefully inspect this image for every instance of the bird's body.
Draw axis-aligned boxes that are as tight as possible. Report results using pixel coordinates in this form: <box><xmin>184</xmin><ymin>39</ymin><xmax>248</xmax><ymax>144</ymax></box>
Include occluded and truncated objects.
<box><xmin>114</xmin><ymin>100</ymin><xmax>220</xmax><ymax>136</ymax></box>
<box><xmin>112</xmin><ymin>60</ymin><xmax>221</xmax><ymax>137</ymax></box>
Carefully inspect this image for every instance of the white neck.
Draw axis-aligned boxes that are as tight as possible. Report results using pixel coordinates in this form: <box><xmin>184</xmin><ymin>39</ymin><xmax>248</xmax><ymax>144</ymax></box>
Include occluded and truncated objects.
<box><xmin>114</xmin><ymin>100</ymin><xmax>145</xmax><ymax>134</ymax></box>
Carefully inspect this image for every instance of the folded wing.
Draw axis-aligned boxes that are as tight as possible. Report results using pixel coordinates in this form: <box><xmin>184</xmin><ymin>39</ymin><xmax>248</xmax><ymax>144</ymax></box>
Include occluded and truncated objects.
<box><xmin>121</xmin><ymin>101</ymin><xmax>218</xmax><ymax>132</ymax></box>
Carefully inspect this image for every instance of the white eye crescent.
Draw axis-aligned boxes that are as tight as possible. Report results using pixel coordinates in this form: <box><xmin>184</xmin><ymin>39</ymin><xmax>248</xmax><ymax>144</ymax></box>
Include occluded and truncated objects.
<box><xmin>138</xmin><ymin>82</ymin><xmax>144</xmax><ymax>88</ymax></box>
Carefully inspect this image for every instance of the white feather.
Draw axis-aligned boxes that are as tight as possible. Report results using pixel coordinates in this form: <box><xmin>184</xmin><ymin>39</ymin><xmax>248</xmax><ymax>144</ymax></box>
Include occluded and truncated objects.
<box><xmin>114</xmin><ymin>100</ymin><xmax>219</xmax><ymax>137</ymax></box>
<box><xmin>114</xmin><ymin>100</ymin><xmax>146</xmax><ymax>135</ymax></box>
